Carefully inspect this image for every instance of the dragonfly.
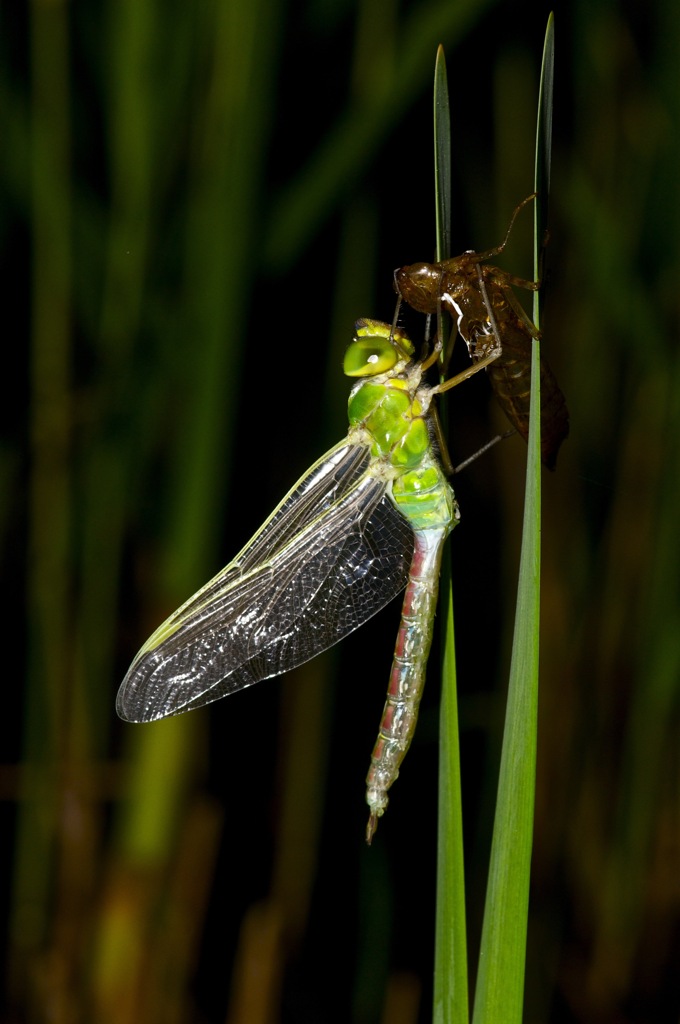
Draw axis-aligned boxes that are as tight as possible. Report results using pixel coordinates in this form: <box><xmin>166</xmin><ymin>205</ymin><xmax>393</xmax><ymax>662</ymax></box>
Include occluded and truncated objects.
<box><xmin>395</xmin><ymin>195</ymin><xmax>569</xmax><ymax>469</ymax></box>
<box><xmin>117</xmin><ymin>318</ymin><xmax>488</xmax><ymax>842</ymax></box>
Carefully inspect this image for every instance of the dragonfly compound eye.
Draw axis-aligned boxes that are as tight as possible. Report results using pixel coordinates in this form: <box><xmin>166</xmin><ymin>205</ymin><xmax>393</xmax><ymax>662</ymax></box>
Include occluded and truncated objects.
<box><xmin>343</xmin><ymin>336</ymin><xmax>398</xmax><ymax>377</ymax></box>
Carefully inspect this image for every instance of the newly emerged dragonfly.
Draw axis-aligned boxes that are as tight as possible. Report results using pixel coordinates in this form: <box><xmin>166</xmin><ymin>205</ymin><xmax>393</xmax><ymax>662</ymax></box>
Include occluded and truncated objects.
<box><xmin>118</xmin><ymin>319</ymin><xmax>487</xmax><ymax>841</ymax></box>
<box><xmin>395</xmin><ymin>195</ymin><xmax>569</xmax><ymax>468</ymax></box>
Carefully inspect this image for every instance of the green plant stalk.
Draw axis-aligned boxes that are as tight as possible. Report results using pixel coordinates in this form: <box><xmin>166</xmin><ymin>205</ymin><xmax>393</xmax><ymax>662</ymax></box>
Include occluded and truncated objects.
<box><xmin>471</xmin><ymin>344</ymin><xmax>541</xmax><ymax>1024</ymax></box>
<box><xmin>433</xmin><ymin>44</ymin><xmax>469</xmax><ymax>1024</ymax></box>
<box><xmin>435</xmin><ymin>559</ymin><xmax>468</xmax><ymax>1024</ymax></box>
<box><xmin>472</xmin><ymin>16</ymin><xmax>552</xmax><ymax>1021</ymax></box>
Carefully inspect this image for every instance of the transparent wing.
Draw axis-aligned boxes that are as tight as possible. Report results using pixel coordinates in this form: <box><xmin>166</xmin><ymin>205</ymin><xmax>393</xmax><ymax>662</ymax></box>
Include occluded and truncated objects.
<box><xmin>117</xmin><ymin>440</ymin><xmax>414</xmax><ymax>722</ymax></box>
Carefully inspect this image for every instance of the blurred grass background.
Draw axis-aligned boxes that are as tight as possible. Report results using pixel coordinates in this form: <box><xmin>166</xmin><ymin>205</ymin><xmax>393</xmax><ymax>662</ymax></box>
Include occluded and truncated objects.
<box><xmin>2</xmin><ymin>1</ymin><xmax>679</xmax><ymax>1022</ymax></box>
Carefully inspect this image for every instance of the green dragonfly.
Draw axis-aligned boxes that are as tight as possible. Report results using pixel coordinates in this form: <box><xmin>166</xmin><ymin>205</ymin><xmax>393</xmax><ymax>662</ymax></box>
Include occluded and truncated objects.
<box><xmin>117</xmin><ymin>318</ymin><xmax>493</xmax><ymax>841</ymax></box>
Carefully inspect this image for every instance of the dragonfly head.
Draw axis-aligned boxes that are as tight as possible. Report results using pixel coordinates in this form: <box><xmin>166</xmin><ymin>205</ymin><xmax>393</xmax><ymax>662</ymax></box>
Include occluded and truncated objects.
<box><xmin>393</xmin><ymin>262</ymin><xmax>444</xmax><ymax>315</ymax></box>
<box><xmin>344</xmin><ymin>318</ymin><xmax>414</xmax><ymax>378</ymax></box>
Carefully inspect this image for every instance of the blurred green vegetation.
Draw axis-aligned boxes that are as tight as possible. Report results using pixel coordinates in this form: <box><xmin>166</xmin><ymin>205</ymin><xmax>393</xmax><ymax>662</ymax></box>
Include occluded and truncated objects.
<box><xmin>2</xmin><ymin>1</ymin><xmax>679</xmax><ymax>1022</ymax></box>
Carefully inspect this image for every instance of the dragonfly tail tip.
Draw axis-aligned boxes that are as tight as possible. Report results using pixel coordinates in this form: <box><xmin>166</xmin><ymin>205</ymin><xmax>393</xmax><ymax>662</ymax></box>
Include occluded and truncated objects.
<box><xmin>366</xmin><ymin>812</ymin><xmax>379</xmax><ymax>844</ymax></box>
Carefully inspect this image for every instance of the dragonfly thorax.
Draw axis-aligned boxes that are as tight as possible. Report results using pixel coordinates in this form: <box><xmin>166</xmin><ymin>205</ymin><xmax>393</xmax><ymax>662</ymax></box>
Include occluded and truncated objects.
<box><xmin>349</xmin><ymin>362</ymin><xmax>435</xmax><ymax>464</ymax></box>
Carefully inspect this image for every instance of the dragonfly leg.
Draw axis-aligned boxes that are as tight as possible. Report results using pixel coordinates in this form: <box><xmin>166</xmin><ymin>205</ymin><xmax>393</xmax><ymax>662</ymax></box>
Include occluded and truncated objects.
<box><xmin>389</xmin><ymin>294</ymin><xmax>402</xmax><ymax>338</ymax></box>
<box><xmin>466</xmin><ymin>192</ymin><xmax>538</xmax><ymax>262</ymax></box>
<box><xmin>431</xmin><ymin>344</ymin><xmax>502</xmax><ymax>396</ymax></box>
<box><xmin>418</xmin><ymin>301</ymin><xmax>447</xmax><ymax>372</ymax></box>
<box><xmin>487</xmin><ymin>266</ymin><xmax>541</xmax><ymax>294</ymax></box>
<box><xmin>476</xmin><ymin>266</ymin><xmax>505</xmax><ymax>356</ymax></box>
<box><xmin>484</xmin><ymin>275</ymin><xmax>543</xmax><ymax>341</ymax></box>
<box><xmin>429</xmin><ymin>402</ymin><xmax>454</xmax><ymax>477</ymax></box>
<box><xmin>452</xmin><ymin>429</ymin><xmax>516</xmax><ymax>475</ymax></box>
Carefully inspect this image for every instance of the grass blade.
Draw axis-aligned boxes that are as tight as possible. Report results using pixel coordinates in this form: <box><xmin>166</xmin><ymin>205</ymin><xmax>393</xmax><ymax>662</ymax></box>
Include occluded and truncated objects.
<box><xmin>471</xmin><ymin>350</ymin><xmax>541</xmax><ymax>1024</ymax></box>
<box><xmin>433</xmin><ymin>45</ymin><xmax>469</xmax><ymax>1024</ymax></box>
<box><xmin>472</xmin><ymin>16</ymin><xmax>552</xmax><ymax>1024</ymax></box>
<box><xmin>534</xmin><ymin>11</ymin><xmax>554</xmax><ymax>326</ymax></box>
<box><xmin>434</xmin><ymin>46</ymin><xmax>452</xmax><ymax>264</ymax></box>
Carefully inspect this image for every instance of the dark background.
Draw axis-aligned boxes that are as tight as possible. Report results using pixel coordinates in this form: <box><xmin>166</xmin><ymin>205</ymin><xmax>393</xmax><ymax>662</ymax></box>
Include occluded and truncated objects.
<box><xmin>2</xmin><ymin>0</ymin><xmax>679</xmax><ymax>1021</ymax></box>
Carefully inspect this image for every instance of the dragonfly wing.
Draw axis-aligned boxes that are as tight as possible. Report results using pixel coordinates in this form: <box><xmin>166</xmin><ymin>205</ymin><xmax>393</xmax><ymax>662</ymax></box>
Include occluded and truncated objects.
<box><xmin>163</xmin><ymin>440</ymin><xmax>371</xmax><ymax>626</ymax></box>
<box><xmin>117</xmin><ymin>447</ymin><xmax>414</xmax><ymax>722</ymax></box>
<box><xmin>233</xmin><ymin>440</ymin><xmax>373</xmax><ymax>574</ymax></box>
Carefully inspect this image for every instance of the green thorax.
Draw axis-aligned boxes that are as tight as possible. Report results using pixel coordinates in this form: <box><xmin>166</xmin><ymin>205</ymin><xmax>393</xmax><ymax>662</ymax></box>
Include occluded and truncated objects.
<box><xmin>347</xmin><ymin>376</ymin><xmax>430</xmax><ymax>469</ymax></box>
<box><xmin>344</xmin><ymin>319</ymin><xmax>458</xmax><ymax>534</ymax></box>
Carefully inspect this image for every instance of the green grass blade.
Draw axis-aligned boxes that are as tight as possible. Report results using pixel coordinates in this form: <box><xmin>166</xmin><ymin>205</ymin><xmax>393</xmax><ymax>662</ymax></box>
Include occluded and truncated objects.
<box><xmin>472</xmin><ymin>16</ymin><xmax>552</xmax><ymax>1024</ymax></box>
<box><xmin>435</xmin><ymin>560</ymin><xmax>469</xmax><ymax>1024</ymax></box>
<box><xmin>433</xmin><ymin>45</ymin><xmax>469</xmax><ymax>1024</ymax></box>
<box><xmin>471</xmin><ymin>348</ymin><xmax>541</xmax><ymax>1024</ymax></box>
<box><xmin>533</xmin><ymin>11</ymin><xmax>554</xmax><ymax>327</ymax></box>
<box><xmin>434</xmin><ymin>46</ymin><xmax>452</xmax><ymax>264</ymax></box>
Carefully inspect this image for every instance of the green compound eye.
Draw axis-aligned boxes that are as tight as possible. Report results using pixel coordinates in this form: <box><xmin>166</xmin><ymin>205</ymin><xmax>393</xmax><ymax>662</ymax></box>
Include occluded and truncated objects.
<box><xmin>343</xmin><ymin>336</ymin><xmax>398</xmax><ymax>377</ymax></box>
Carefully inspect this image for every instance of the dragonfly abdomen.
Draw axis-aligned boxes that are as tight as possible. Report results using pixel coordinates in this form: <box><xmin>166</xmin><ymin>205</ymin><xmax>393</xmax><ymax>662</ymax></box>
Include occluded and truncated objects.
<box><xmin>365</xmin><ymin>524</ymin><xmax>450</xmax><ymax>842</ymax></box>
<box><xmin>484</xmin><ymin>339</ymin><xmax>569</xmax><ymax>468</ymax></box>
